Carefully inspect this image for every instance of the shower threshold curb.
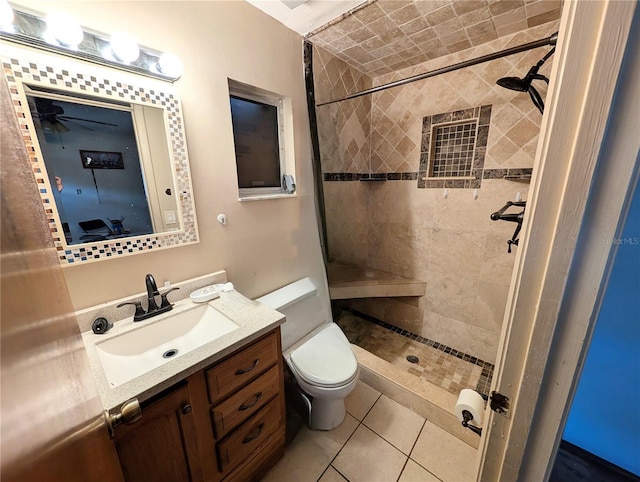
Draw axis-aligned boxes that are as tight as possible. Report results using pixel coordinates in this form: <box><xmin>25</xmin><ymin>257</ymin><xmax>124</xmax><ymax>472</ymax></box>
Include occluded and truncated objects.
<box><xmin>351</xmin><ymin>344</ymin><xmax>481</xmax><ymax>449</ymax></box>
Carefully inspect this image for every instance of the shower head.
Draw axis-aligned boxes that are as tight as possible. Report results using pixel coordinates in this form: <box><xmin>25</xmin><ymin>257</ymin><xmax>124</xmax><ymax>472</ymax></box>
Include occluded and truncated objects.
<box><xmin>496</xmin><ymin>76</ymin><xmax>529</xmax><ymax>92</ymax></box>
<box><xmin>497</xmin><ymin>47</ymin><xmax>556</xmax><ymax>114</ymax></box>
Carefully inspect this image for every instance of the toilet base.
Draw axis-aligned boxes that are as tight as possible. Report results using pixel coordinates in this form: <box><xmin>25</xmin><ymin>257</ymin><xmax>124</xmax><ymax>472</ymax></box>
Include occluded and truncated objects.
<box><xmin>298</xmin><ymin>389</ymin><xmax>347</xmax><ymax>431</ymax></box>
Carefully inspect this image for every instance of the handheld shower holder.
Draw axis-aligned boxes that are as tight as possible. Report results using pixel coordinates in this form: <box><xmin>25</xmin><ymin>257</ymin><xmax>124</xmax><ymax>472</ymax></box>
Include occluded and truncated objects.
<box><xmin>491</xmin><ymin>201</ymin><xmax>526</xmax><ymax>253</ymax></box>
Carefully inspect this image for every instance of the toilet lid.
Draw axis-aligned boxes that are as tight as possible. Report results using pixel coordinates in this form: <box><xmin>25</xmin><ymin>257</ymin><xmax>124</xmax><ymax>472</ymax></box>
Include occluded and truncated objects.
<box><xmin>290</xmin><ymin>324</ymin><xmax>358</xmax><ymax>387</ymax></box>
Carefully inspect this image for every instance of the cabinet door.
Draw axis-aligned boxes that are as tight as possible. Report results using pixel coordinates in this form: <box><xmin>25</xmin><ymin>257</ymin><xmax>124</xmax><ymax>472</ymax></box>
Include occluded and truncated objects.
<box><xmin>114</xmin><ymin>383</ymin><xmax>202</xmax><ymax>482</ymax></box>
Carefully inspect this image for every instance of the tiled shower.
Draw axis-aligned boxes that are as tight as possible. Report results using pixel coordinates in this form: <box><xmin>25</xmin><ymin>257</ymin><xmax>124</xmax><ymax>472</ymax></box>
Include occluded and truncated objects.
<box><xmin>309</xmin><ymin>0</ymin><xmax>561</xmax><ymax>398</ymax></box>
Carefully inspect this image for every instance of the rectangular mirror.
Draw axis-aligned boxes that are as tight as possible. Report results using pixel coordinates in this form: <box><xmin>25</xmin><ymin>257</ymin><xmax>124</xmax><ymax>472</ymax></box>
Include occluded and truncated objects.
<box><xmin>2</xmin><ymin>45</ymin><xmax>199</xmax><ymax>265</ymax></box>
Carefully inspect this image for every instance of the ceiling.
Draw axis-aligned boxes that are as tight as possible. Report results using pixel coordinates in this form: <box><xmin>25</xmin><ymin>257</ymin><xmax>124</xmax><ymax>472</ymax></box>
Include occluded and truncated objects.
<box><xmin>245</xmin><ymin>0</ymin><xmax>367</xmax><ymax>36</ymax></box>
<box><xmin>249</xmin><ymin>0</ymin><xmax>562</xmax><ymax>78</ymax></box>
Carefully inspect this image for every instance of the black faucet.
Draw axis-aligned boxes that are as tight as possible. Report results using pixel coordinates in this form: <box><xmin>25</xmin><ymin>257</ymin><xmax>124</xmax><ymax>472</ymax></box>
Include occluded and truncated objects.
<box><xmin>117</xmin><ymin>273</ymin><xmax>180</xmax><ymax>321</ymax></box>
<box><xmin>146</xmin><ymin>274</ymin><xmax>160</xmax><ymax>312</ymax></box>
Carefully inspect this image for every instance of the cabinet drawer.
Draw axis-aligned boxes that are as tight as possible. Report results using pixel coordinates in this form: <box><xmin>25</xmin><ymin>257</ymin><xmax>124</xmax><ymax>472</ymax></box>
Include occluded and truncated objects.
<box><xmin>212</xmin><ymin>365</ymin><xmax>280</xmax><ymax>439</ymax></box>
<box><xmin>217</xmin><ymin>396</ymin><xmax>283</xmax><ymax>474</ymax></box>
<box><xmin>206</xmin><ymin>332</ymin><xmax>279</xmax><ymax>403</ymax></box>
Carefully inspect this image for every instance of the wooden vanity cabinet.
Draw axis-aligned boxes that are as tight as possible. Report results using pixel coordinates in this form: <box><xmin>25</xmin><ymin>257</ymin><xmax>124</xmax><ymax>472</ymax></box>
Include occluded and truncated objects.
<box><xmin>114</xmin><ymin>328</ymin><xmax>286</xmax><ymax>482</ymax></box>
<box><xmin>114</xmin><ymin>382</ymin><xmax>203</xmax><ymax>482</ymax></box>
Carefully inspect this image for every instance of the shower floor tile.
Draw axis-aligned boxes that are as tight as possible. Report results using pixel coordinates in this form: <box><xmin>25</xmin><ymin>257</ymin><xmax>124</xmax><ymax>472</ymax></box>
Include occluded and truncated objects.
<box><xmin>337</xmin><ymin>313</ymin><xmax>487</xmax><ymax>397</ymax></box>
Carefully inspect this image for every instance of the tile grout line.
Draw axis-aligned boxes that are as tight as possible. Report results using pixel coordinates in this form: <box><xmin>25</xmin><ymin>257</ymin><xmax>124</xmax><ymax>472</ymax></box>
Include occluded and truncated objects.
<box><xmin>318</xmin><ymin>391</ymin><xmax>383</xmax><ymax>482</ymax></box>
<box><xmin>408</xmin><ymin>420</ymin><xmax>445</xmax><ymax>482</ymax></box>
<box><xmin>394</xmin><ymin>417</ymin><xmax>429</xmax><ymax>482</ymax></box>
<box><xmin>361</xmin><ymin>396</ymin><xmax>425</xmax><ymax>460</ymax></box>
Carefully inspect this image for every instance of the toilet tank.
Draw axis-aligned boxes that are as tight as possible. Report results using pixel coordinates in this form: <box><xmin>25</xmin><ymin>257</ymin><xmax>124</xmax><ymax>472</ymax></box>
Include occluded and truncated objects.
<box><xmin>256</xmin><ymin>277</ymin><xmax>328</xmax><ymax>351</ymax></box>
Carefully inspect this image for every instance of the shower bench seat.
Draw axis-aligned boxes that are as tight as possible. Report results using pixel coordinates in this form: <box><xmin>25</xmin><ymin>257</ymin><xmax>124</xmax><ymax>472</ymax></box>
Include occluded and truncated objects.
<box><xmin>327</xmin><ymin>261</ymin><xmax>426</xmax><ymax>300</ymax></box>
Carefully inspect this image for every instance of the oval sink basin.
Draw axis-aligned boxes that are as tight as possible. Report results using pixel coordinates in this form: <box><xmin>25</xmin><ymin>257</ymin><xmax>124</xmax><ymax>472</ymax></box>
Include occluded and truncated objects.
<box><xmin>95</xmin><ymin>302</ymin><xmax>238</xmax><ymax>387</ymax></box>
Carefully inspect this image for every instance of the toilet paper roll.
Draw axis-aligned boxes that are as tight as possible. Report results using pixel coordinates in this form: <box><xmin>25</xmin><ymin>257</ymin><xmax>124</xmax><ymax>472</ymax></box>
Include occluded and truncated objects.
<box><xmin>455</xmin><ymin>389</ymin><xmax>485</xmax><ymax>426</ymax></box>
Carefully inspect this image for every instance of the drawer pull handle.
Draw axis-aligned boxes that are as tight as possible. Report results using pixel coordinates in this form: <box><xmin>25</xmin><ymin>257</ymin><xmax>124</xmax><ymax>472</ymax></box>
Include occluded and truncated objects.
<box><xmin>235</xmin><ymin>359</ymin><xmax>260</xmax><ymax>375</ymax></box>
<box><xmin>181</xmin><ymin>404</ymin><xmax>192</xmax><ymax>415</ymax></box>
<box><xmin>242</xmin><ymin>423</ymin><xmax>265</xmax><ymax>444</ymax></box>
<box><xmin>239</xmin><ymin>392</ymin><xmax>263</xmax><ymax>411</ymax></box>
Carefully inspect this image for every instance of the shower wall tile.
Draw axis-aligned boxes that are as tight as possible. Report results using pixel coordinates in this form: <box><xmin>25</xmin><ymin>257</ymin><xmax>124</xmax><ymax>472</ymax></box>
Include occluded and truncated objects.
<box><xmin>314</xmin><ymin>45</ymin><xmax>373</xmax><ymax>175</ymax></box>
<box><xmin>481</xmin><ymin>233</ymin><xmax>520</xmax><ymax>285</ymax></box>
<box><xmin>432</xmin><ymin>190</ymin><xmax>498</xmax><ymax>232</ymax></box>
<box><xmin>345</xmin><ymin>298</ymin><xmax>425</xmax><ymax>335</ymax></box>
<box><xmin>315</xmin><ymin>23</ymin><xmax>553</xmax><ymax>362</ymax></box>
<box><xmin>421</xmin><ymin>311</ymin><xmax>500</xmax><ymax>364</ymax></box>
<box><xmin>385</xmin><ymin>222</ymin><xmax>431</xmax><ymax>270</ymax></box>
<box><xmin>429</xmin><ymin>229</ymin><xmax>483</xmax><ymax>280</ymax></box>
<box><xmin>368</xmin><ymin>181</ymin><xmax>437</xmax><ymax>228</ymax></box>
<box><xmin>424</xmin><ymin>269</ymin><xmax>478</xmax><ymax>325</ymax></box>
<box><xmin>359</xmin><ymin>179</ymin><xmax>525</xmax><ymax>361</ymax></box>
<box><xmin>323</xmin><ymin>181</ymin><xmax>369</xmax><ymax>265</ymax></box>
<box><xmin>327</xmin><ymin>218</ymin><xmax>369</xmax><ymax>266</ymax></box>
<box><xmin>473</xmin><ymin>281</ymin><xmax>511</xmax><ymax>333</ymax></box>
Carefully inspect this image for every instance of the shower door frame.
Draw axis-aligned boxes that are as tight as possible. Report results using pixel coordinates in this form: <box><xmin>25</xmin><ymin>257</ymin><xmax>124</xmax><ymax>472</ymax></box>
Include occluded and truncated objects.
<box><xmin>478</xmin><ymin>1</ymin><xmax>639</xmax><ymax>481</ymax></box>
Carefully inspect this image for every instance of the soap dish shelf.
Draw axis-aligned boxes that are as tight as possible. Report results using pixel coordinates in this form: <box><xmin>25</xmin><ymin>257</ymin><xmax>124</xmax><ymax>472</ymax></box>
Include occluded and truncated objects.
<box><xmin>503</xmin><ymin>175</ymin><xmax>532</xmax><ymax>182</ymax></box>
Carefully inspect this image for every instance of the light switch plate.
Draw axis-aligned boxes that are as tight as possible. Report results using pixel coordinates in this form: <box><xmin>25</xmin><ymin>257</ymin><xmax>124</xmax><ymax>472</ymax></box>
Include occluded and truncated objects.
<box><xmin>165</xmin><ymin>210</ymin><xmax>177</xmax><ymax>224</ymax></box>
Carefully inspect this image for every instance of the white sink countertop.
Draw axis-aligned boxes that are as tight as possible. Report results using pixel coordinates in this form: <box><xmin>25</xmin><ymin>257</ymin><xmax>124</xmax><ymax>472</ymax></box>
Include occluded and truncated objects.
<box><xmin>82</xmin><ymin>290</ymin><xmax>285</xmax><ymax>411</ymax></box>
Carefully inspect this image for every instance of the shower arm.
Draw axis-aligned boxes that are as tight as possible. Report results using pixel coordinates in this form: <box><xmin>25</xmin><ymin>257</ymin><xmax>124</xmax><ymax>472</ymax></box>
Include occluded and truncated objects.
<box><xmin>490</xmin><ymin>201</ymin><xmax>526</xmax><ymax>222</ymax></box>
<box><xmin>316</xmin><ymin>33</ymin><xmax>558</xmax><ymax>107</ymax></box>
<box><xmin>525</xmin><ymin>47</ymin><xmax>556</xmax><ymax>83</ymax></box>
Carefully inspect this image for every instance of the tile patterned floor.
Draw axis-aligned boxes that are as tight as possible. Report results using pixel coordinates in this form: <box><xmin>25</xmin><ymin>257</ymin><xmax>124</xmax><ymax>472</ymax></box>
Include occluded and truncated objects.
<box><xmin>336</xmin><ymin>313</ymin><xmax>493</xmax><ymax>397</ymax></box>
<box><xmin>262</xmin><ymin>381</ymin><xmax>478</xmax><ymax>482</ymax></box>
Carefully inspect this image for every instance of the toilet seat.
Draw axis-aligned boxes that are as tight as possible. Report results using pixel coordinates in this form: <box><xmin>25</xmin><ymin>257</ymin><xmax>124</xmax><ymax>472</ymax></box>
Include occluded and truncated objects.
<box><xmin>289</xmin><ymin>324</ymin><xmax>358</xmax><ymax>388</ymax></box>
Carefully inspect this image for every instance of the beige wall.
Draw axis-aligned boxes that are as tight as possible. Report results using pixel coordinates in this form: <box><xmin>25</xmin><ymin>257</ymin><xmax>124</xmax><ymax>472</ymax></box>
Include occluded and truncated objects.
<box><xmin>12</xmin><ymin>1</ymin><xmax>327</xmax><ymax>309</ymax></box>
<box><xmin>316</xmin><ymin>21</ymin><xmax>559</xmax><ymax>363</ymax></box>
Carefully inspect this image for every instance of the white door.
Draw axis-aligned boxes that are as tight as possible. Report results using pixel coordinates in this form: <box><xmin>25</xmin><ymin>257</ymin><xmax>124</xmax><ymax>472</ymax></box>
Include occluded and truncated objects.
<box><xmin>477</xmin><ymin>1</ymin><xmax>639</xmax><ymax>480</ymax></box>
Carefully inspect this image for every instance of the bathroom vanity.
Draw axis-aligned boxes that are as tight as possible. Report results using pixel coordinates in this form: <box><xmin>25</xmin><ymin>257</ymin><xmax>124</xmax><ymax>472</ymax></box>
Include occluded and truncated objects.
<box><xmin>113</xmin><ymin>329</ymin><xmax>285</xmax><ymax>481</ymax></box>
<box><xmin>81</xmin><ymin>286</ymin><xmax>287</xmax><ymax>482</ymax></box>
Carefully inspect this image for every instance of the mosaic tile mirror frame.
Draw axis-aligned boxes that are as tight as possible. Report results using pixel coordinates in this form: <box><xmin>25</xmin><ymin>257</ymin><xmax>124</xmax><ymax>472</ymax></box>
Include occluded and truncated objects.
<box><xmin>2</xmin><ymin>45</ymin><xmax>199</xmax><ymax>265</ymax></box>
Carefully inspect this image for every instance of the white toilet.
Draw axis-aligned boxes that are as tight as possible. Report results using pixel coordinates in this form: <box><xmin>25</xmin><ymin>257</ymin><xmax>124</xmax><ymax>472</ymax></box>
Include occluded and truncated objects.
<box><xmin>257</xmin><ymin>277</ymin><xmax>359</xmax><ymax>430</ymax></box>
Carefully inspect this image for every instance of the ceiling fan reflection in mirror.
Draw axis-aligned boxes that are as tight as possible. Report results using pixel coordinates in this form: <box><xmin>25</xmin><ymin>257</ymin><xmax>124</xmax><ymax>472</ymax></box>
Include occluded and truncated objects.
<box><xmin>31</xmin><ymin>97</ymin><xmax>118</xmax><ymax>133</ymax></box>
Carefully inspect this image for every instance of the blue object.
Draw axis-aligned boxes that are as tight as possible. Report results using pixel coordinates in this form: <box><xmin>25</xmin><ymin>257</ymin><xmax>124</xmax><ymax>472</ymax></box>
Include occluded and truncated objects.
<box><xmin>563</xmin><ymin>180</ymin><xmax>640</xmax><ymax>476</ymax></box>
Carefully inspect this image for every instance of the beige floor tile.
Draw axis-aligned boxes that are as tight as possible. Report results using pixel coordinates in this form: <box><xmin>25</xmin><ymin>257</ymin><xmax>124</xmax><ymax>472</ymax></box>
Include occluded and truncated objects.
<box><xmin>411</xmin><ymin>421</ymin><xmax>478</xmax><ymax>482</ymax></box>
<box><xmin>319</xmin><ymin>466</ymin><xmax>348</xmax><ymax>482</ymax></box>
<box><xmin>345</xmin><ymin>380</ymin><xmax>381</xmax><ymax>420</ymax></box>
<box><xmin>333</xmin><ymin>425</ymin><xmax>407</xmax><ymax>482</ymax></box>
<box><xmin>399</xmin><ymin>459</ymin><xmax>441</xmax><ymax>482</ymax></box>
<box><xmin>363</xmin><ymin>395</ymin><xmax>425</xmax><ymax>454</ymax></box>
<box><xmin>261</xmin><ymin>414</ymin><xmax>358</xmax><ymax>482</ymax></box>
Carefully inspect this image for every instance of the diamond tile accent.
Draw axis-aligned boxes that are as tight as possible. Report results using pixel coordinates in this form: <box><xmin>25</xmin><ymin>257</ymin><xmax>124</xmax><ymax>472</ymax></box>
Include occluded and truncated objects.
<box><xmin>308</xmin><ymin>0</ymin><xmax>562</xmax><ymax>77</ymax></box>
<box><xmin>314</xmin><ymin>21</ymin><xmax>559</xmax><ymax>180</ymax></box>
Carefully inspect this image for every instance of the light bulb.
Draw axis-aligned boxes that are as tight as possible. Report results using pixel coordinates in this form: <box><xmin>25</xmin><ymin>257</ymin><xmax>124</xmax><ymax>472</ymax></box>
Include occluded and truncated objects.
<box><xmin>0</xmin><ymin>0</ymin><xmax>14</xmax><ymax>32</ymax></box>
<box><xmin>44</xmin><ymin>11</ymin><xmax>83</xmax><ymax>48</ymax></box>
<box><xmin>109</xmin><ymin>32</ymin><xmax>139</xmax><ymax>63</ymax></box>
<box><xmin>156</xmin><ymin>52</ymin><xmax>183</xmax><ymax>79</ymax></box>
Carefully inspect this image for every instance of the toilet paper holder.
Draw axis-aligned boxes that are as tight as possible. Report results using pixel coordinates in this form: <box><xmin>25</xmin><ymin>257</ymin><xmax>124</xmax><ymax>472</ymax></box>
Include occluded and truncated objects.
<box><xmin>460</xmin><ymin>390</ymin><xmax>510</xmax><ymax>435</ymax></box>
<box><xmin>461</xmin><ymin>410</ymin><xmax>482</xmax><ymax>436</ymax></box>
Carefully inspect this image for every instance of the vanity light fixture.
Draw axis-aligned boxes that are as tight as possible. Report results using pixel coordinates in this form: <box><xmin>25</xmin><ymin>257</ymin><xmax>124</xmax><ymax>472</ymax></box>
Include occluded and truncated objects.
<box><xmin>107</xmin><ymin>31</ymin><xmax>140</xmax><ymax>64</ymax></box>
<box><xmin>44</xmin><ymin>11</ymin><xmax>83</xmax><ymax>49</ymax></box>
<box><xmin>0</xmin><ymin>0</ymin><xmax>14</xmax><ymax>33</ymax></box>
<box><xmin>0</xmin><ymin>4</ymin><xmax>183</xmax><ymax>82</ymax></box>
<box><xmin>156</xmin><ymin>52</ymin><xmax>184</xmax><ymax>78</ymax></box>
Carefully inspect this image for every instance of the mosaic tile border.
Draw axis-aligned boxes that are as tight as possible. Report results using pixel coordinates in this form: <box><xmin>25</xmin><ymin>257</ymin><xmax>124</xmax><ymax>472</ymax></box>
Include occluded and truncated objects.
<box><xmin>343</xmin><ymin>307</ymin><xmax>494</xmax><ymax>396</ymax></box>
<box><xmin>2</xmin><ymin>52</ymin><xmax>199</xmax><ymax>265</ymax></box>
<box><xmin>418</xmin><ymin>104</ymin><xmax>491</xmax><ymax>189</ymax></box>
<box><xmin>323</xmin><ymin>172</ymin><xmax>418</xmax><ymax>181</ymax></box>
<box><xmin>323</xmin><ymin>168</ymin><xmax>532</xmax><ymax>185</ymax></box>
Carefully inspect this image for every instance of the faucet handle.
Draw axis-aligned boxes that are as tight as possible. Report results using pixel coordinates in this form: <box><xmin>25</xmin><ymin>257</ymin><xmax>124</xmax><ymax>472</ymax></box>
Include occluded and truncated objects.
<box><xmin>160</xmin><ymin>287</ymin><xmax>180</xmax><ymax>309</ymax></box>
<box><xmin>117</xmin><ymin>301</ymin><xmax>146</xmax><ymax>320</ymax></box>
